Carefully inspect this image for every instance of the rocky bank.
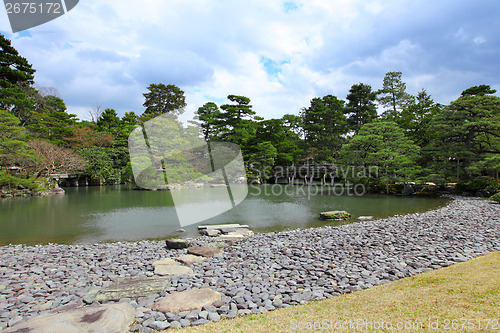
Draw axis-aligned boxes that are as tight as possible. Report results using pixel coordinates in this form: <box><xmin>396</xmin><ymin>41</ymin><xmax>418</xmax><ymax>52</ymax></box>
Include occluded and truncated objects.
<box><xmin>0</xmin><ymin>197</ymin><xmax>499</xmax><ymax>332</ymax></box>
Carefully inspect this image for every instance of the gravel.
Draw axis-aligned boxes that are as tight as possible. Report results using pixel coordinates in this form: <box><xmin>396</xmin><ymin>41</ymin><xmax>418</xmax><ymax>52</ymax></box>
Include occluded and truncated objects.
<box><xmin>0</xmin><ymin>197</ymin><xmax>498</xmax><ymax>331</ymax></box>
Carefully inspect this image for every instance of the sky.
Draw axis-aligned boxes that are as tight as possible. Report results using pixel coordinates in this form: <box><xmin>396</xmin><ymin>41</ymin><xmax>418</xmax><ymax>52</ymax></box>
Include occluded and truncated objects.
<box><xmin>1</xmin><ymin>0</ymin><xmax>499</xmax><ymax>122</ymax></box>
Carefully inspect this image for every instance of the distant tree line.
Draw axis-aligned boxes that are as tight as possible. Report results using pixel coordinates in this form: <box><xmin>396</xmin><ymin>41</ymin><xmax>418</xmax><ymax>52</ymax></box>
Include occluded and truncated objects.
<box><xmin>1</xmin><ymin>34</ymin><xmax>499</xmax><ymax>194</ymax></box>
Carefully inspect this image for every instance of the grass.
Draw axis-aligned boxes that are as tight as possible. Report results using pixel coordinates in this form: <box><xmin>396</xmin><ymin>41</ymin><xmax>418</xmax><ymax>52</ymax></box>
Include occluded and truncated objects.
<box><xmin>170</xmin><ymin>251</ymin><xmax>500</xmax><ymax>332</ymax></box>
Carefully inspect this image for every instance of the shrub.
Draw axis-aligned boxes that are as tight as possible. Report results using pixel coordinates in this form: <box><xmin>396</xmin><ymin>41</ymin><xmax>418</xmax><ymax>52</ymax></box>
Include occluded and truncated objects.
<box><xmin>489</xmin><ymin>192</ymin><xmax>500</xmax><ymax>203</ymax></box>
<box><xmin>455</xmin><ymin>177</ymin><xmax>495</xmax><ymax>194</ymax></box>
<box><xmin>0</xmin><ymin>170</ymin><xmax>49</xmax><ymax>192</ymax></box>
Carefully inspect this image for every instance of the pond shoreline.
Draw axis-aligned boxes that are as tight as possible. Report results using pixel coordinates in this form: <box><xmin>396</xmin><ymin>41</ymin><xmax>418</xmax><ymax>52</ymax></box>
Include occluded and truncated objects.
<box><xmin>0</xmin><ymin>197</ymin><xmax>499</xmax><ymax>331</ymax></box>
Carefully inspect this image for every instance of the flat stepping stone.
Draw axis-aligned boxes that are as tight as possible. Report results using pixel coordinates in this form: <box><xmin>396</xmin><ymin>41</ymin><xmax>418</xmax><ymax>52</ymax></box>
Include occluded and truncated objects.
<box><xmin>198</xmin><ymin>224</ymin><xmax>249</xmax><ymax>230</ymax></box>
<box><xmin>152</xmin><ymin>258</ymin><xmax>179</xmax><ymax>266</ymax></box>
<box><xmin>319</xmin><ymin>210</ymin><xmax>351</xmax><ymax>220</ymax></box>
<box><xmin>4</xmin><ymin>302</ymin><xmax>134</xmax><ymax>333</ymax></box>
<box><xmin>358</xmin><ymin>216</ymin><xmax>374</xmax><ymax>221</ymax></box>
<box><xmin>84</xmin><ymin>276</ymin><xmax>171</xmax><ymax>303</ymax></box>
<box><xmin>155</xmin><ymin>265</ymin><xmax>194</xmax><ymax>276</ymax></box>
<box><xmin>153</xmin><ymin>288</ymin><xmax>221</xmax><ymax>315</ymax></box>
<box><xmin>177</xmin><ymin>254</ymin><xmax>206</xmax><ymax>265</ymax></box>
<box><xmin>187</xmin><ymin>246</ymin><xmax>222</xmax><ymax>257</ymax></box>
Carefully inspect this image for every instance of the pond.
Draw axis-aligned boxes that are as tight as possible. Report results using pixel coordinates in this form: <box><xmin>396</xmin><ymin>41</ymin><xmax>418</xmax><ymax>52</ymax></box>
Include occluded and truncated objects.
<box><xmin>0</xmin><ymin>184</ymin><xmax>450</xmax><ymax>245</ymax></box>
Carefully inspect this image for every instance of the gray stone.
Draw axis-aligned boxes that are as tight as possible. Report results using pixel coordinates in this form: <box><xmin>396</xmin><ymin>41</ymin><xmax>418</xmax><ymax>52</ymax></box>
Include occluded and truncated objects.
<box><xmin>154</xmin><ymin>265</ymin><xmax>194</xmax><ymax>277</ymax></box>
<box><xmin>4</xmin><ymin>303</ymin><xmax>134</xmax><ymax>333</ymax></box>
<box><xmin>153</xmin><ymin>288</ymin><xmax>221</xmax><ymax>315</ymax></box>
<box><xmin>208</xmin><ymin>311</ymin><xmax>221</xmax><ymax>322</ymax></box>
<box><xmin>89</xmin><ymin>276</ymin><xmax>171</xmax><ymax>302</ymax></box>
<box><xmin>200</xmin><ymin>229</ymin><xmax>221</xmax><ymax>237</ymax></box>
<box><xmin>150</xmin><ymin>320</ymin><xmax>170</xmax><ymax>330</ymax></box>
<box><xmin>187</xmin><ymin>246</ymin><xmax>222</xmax><ymax>258</ymax></box>
<box><xmin>166</xmin><ymin>239</ymin><xmax>190</xmax><ymax>249</ymax></box>
<box><xmin>176</xmin><ymin>254</ymin><xmax>206</xmax><ymax>265</ymax></box>
<box><xmin>169</xmin><ymin>320</ymin><xmax>182</xmax><ymax>329</ymax></box>
<box><xmin>179</xmin><ymin>319</ymin><xmax>191</xmax><ymax>327</ymax></box>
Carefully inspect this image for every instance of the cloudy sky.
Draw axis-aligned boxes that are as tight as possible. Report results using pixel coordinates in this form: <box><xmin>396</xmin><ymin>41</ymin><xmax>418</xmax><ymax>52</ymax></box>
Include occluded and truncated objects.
<box><xmin>1</xmin><ymin>0</ymin><xmax>499</xmax><ymax>121</ymax></box>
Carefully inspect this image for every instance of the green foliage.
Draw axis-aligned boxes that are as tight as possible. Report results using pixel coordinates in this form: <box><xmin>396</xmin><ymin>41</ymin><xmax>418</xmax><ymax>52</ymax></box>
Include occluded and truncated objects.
<box><xmin>427</xmin><ymin>91</ymin><xmax>500</xmax><ymax>181</ymax></box>
<box><xmin>344</xmin><ymin>83</ymin><xmax>378</xmax><ymax>134</ymax></box>
<box><xmin>377</xmin><ymin>71</ymin><xmax>413</xmax><ymax>119</ymax></box>
<box><xmin>0</xmin><ymin>169</ymin><xmax>49</xmax><ymax>192</ymax></box>
<box><xmin>396</xmin><ymin>89</ymin><xmax>441</xmax><ymax>147</ymax></box>
<box><xmin>489</xmin><ymin>192</ymin><xmax>500</xmax><ymax>203</ymax></box>
<box><xmin>301</xmin><ymin>95</ymin><xmax>347</xmax><ymax>162</ymax></box>
<box><xmin>0</xmin><ymin>109</ymin><xmax>33</xmax><ymax>167</ymax></box>
<box><xmin>142</xmin><ymin>83</ymin><xmax>186</xmax><ymax>118</ymax></box>
<box><xmin>461</xmin><ymin>85</ymin><xmax>497</xmax><ymax>97</ymax></box>
<box><xmin>339</xmin><ymin>121</ymin><xmax>421</xmax><ymax>191</ymax></box>
<box><xmin>455</xmin><ymin>177</ymin><xmax>496</xmax><ymax>194</ymax></box>
<box><xmin>195</xmin><ymin>102</ymin><xmax>221</xmax><ymax>141</ymax></box>
<box><xmin>27</xmin><ymin>95</ymin><xmax>77</xmax><ymax>145</ymax></box>
<box><xmin>0</xmin><ymin>34</ymin><xmax>36</xmax><ymax>125</ymax></box>
<box><xmin>247</xmin><ymin>141</ymin><xmax>277</xmax><ymax>183</ymax></box>
<box><xmin>79</xmin><ymin>146</ymin><xmax>115</xmax><ymax>181</ymax></box>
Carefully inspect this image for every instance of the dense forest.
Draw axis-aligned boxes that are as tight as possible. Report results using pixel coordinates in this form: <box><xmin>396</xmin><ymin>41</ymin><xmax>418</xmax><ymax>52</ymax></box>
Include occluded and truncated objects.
<box><xmin>1</xmin><ymin>34</ymin><xmax>499</xmax><ymax>195</ymax></box>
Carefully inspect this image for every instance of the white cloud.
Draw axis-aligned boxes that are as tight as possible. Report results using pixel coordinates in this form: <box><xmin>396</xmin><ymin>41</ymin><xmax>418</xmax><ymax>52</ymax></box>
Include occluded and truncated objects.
<box><xmin>4</xmin><ymin>0</ymin><xmax>500</xmax><ymax>121</ymax></box>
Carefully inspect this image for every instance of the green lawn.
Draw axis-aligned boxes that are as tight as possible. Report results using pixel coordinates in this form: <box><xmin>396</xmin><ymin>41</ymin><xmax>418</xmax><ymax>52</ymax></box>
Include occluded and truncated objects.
<box><xmin>175</xmin><ymin>251</ymin><xmax>500</xmax><ymax>332</ymax></box>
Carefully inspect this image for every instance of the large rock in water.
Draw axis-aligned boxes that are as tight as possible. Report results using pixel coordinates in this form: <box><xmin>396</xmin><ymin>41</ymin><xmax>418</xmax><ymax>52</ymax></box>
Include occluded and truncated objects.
<box><xmin>4</xmin><ymin>303</ymin><xmax>134</xmax><ymax>333</ymax></box>
<box><xmin>319</xmin><ymin>210</ymin><xmax>351</xmax><ymax>220</ymax></box>
<box><xmin>153</xmin><ymin>288</ymin><xmax>221</xmax><ymax>315</ymax></box>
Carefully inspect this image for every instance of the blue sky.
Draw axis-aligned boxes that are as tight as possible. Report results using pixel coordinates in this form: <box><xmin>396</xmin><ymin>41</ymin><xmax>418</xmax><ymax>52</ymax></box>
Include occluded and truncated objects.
<box><xmin>1</xmin><ymin>0</ymin><xmax>499</xmax><ymax>121</ymax></box>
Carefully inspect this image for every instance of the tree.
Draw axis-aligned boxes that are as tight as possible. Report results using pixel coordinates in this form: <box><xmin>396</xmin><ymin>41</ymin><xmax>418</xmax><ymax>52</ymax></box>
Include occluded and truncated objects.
<box><xmin>142</xmin><ymin>83</ymin><xmax>186</xmax><ymax>119</ymax></box>
<box><xmin>377</xmin><ymin>71</ymin><xmax>412</xmax><ymax>119</ymax></box>
<box><xmin>195</xmin><ymin>102</ymin><xmax>221</xmax><ymax>141</ymax></box>
<box><xmin>301</xmin><ymin>95</ymin><xmax>347</xmax><ymax>162</ymax></box>
<box><xmin>251</xmin><ymin>117</ymin><xmax>303</xmax><ymax>166</ymax></box>
<box><xmin>218</xmin><ymin>95</ymin><xmax>258</xmax><ymax>157</ymax></box>
<box><xmin>247</xmin><ymin>141</ymin><xmax>277</xmax><ymax>183</ymax></box>
<box><xmin>344</xmin><ymin>83</ymin><xmax>378</xmax><ymax>134</ymax></box>
<box><xmin>79</xmin><ymin>146</ymin><xmax>115</xmax><ymax>182</ymax></box>
<box><xmin>27</xmin><ymin>95</ymin><xmax>77</xmax><ymax>146</ymax></box>
<box><xmin>0</xmin><ymin>34</ymin><xmax>36</xmax><ymax>124</ymax></box>
<box><xmin>27</xmin><ymin>139</ymin><xmax>86</xmax><ymax>177</ymax></box>
<box><xmin>339</xmin><ymin>121</ymin><xmax>420</xmax><ymax>192</ymax></box>
<box><xmin>0</xmin><ymin>109</ymin><xmax>33</xmax><ymax>167</ymax></box>
<box><xmin>427</xmin><ymin>86</ymin><xmax>500</xmax><ymax>181</ymax></box>
<box><xmin>397</xmin><ymin>89</ymin><xmax>441</xmax><ymax>147</ymax></box>
<box><xmin>461</xmin><ymin>84</ymin><xmax>497</xmax><ymax>97</ymax></box>
<box><xmin>96</xmin><ymin>108</ymin><xmax>121</xmax><ymax>135</ymax></box>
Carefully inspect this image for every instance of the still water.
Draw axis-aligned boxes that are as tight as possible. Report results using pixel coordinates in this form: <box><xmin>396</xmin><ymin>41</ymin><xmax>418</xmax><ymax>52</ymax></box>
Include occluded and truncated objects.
<box><xmin>0</xmin><ymin>184</ymin><xmax>450</xmax><ymax>245</ymax></box>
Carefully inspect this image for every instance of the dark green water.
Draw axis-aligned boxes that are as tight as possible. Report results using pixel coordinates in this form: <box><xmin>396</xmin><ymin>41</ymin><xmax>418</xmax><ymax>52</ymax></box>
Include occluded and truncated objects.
<box><xmin>0</xmin><ymin>184</ymin><xmax>450</xmax><ymax>245</ymax></box>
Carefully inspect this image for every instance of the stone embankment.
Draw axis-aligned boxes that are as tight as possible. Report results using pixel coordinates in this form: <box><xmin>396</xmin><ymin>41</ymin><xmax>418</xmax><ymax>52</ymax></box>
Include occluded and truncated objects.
<box><xmin>0</xmin><ymin>198</ymin><xmax>499</xmax><ymax>332</ymax></box>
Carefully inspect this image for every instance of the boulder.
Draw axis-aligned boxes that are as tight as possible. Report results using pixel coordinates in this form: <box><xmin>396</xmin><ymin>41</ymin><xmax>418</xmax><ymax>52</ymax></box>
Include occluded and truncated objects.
<box><xmin>319</xmin><ymin>210</ymin><xmax>351</xmax><ymax>220</ymax></box>
<box><xmin>177</xmin><ymin>254</ymin><xmax>206</xmax><ymax>265</ymax></box>
<box><xmin>166</xmin><ymin>238</ymin><xmax>190</xmax><ymax>249</ymax></box>
<box><xmin>4</xmin><ymin>303</ymin><xmax>134</xmax><ymax>333</ymax></box>
<box><xmin>153</xmin><ymin>288</ymin><xmax>221</xmax><ymax>315</ymax></box>
<box><xmin>187</xmin><ymin>246</ymin><xmax>222</xmax><ymax>257</ymax></box>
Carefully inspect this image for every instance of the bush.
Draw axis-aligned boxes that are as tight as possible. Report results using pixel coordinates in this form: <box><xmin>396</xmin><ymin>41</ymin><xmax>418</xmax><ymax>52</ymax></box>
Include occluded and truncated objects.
<box><xmin>489</xmin><ymin>192</ymin><xmax>500</xmax><ymax>203</ymax></box>
<box><xmin>0</xmin><ymin>170</ymin><xmax>49</xmax><ymax>192</ymax></box>
<box><xmin>455</xmin><ymin>177</ymin><xmax>495</xmax><ymax>194</ymax></box>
